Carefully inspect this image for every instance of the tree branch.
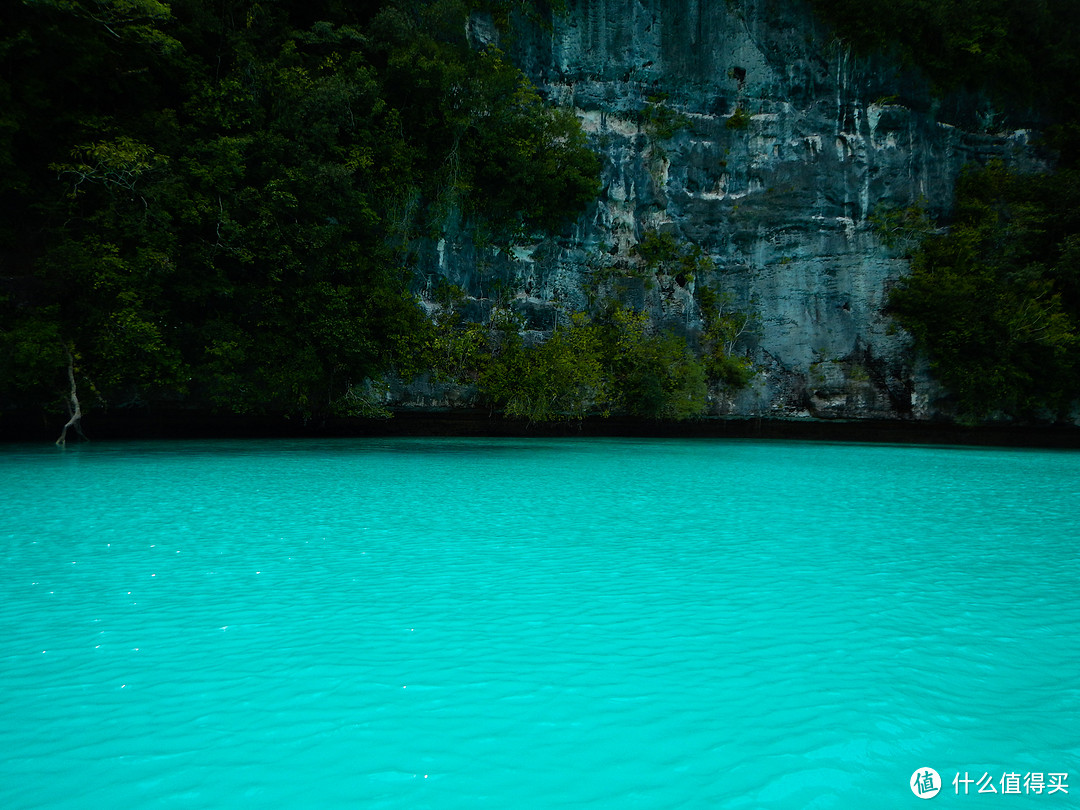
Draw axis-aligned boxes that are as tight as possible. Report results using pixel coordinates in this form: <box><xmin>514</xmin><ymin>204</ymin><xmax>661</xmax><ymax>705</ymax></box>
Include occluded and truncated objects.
<box><xmin>56</xmin><ymin>349</ymin><xmax>87</xmax><ymax>446</ymax></box>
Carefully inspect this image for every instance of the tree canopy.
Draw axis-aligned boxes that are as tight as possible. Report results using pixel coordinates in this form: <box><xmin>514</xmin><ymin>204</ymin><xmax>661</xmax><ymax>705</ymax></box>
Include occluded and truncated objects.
<box><xmin>888</xmin><ymin>163</ymin><xmax>1080</xmax><ymax>420</ymax></box>
<box><xmin>0</xmin><ymin>0</ymin><xmax>600</xmax><ymax>424</ymax></box>
<box><xmin>807</xmin><ymin>0</ymin><xmax>1080</xmax><ymax>145</ymax></box>
<box><xmin>808</xmin><ymin>0</ymin><xmax>1080</xmax><ymax>420</ymax></box>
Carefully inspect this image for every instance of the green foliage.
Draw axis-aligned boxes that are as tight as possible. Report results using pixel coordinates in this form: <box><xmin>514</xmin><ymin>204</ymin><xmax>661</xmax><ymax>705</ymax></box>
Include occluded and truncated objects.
<box><xmin>0</xmin><ymin>0</ymin><xmax>600</xmax><ymax>422</ymax></box>
<box><xmin>51</xmin><ymin>136</ymin><xmax>169</xmax><ymax>200</ymax></box>
<box><xmin>480</xmin><ymin>313</ymin><xmax>604</xmax><ymax>421</ymax></box>
<box><xmin>597</xmin><ymin>307</ymin><xmax>707</xmax><ymax>419</ymax></box>
<box><xmin>333</xmin><ymin>378</ymin><xmax>394</xmax><ymax>420</ymax></box>
<box><xmin>420</xmin><ymin>234</ymin><xmax>756</xmax><ymax>421</ymax></box>
<box><xmin>461</xmin><ymin>56</ymin><xmax>601</xmax><ymax>235</ymax></box>
<box><xmin>806</xmin><ymin>0</ymin><xmax>1080</xmax><ymax>152</ymax></box>
<box><xmin>695</xmin><ymin>285</ymin><xmax>756</xmax><ymax>388</ymax></box>
<box><xmin>725</xmin><ymin>106</ymin><xmax>751</xmax><ymax>130</ymax></box>
<box><xmin>631</xmin><ymin>232</ymin><xmax>756</xmax><ymax>390</ymax></box>
<box><xmin>476</xmin><ymin>305</ymin><xmax>716</xmax><ymax>422</ymax></box>
<box><xmin>870</xmin><ymin>198</ymin><xmax>934</xmax><ymax>253</ymax></box>
<box><xmin>0</xmin><ymin>305</ymin><xmax>68</xmax><ymax>406</ymax></box>
<box><xmin>888</xmin><ymin>162</ymin><xmax>1080</xmax><ymax>419</ymax></box>
<box><xmin>633</xmin><ymin>230</ymin><xmax>714</xmax><ymax>284</ymax></box>
<box><xmin>807</xmin><ymin>0</ymin><xmax>1080</xmax><ymax>420</ymax></box>
<box><xmin>429</xmin><ymin>284</ymin><xmax>492</xmax><ymax>382</ymax></box>
<box><xmin>640</xmin><ymin>94</ymin><xmax>692</xmax><ymax>140</ymax></box>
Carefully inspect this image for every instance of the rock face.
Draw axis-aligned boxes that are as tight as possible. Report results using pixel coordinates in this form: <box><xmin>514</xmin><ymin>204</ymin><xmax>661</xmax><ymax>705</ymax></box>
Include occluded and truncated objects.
<box><xmin>410</xmin><ymin>0</ymin><xmax>1041</xmax><ymax>420</ymax></box>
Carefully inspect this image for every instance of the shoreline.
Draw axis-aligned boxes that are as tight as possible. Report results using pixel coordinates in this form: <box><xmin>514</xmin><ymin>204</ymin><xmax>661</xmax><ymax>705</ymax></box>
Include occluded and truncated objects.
<box><xmin>3</xmin><ymin>408</ymin><xmax>1080</xmax><ymax>449</ymax></box>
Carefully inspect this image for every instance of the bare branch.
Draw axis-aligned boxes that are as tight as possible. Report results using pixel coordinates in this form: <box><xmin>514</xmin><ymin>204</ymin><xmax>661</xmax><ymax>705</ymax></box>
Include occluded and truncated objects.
<box><xmin>56</xmin><ymin>349</ymin><xmax>87</xmax><ymax>446</ymax></box>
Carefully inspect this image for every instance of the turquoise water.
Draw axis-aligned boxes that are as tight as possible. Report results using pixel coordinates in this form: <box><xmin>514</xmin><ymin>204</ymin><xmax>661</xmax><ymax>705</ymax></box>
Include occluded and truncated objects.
<box><xmin>0</xmin><ymin>437</ymin><xmax>1077</xmax><ymax>808</ymax></box>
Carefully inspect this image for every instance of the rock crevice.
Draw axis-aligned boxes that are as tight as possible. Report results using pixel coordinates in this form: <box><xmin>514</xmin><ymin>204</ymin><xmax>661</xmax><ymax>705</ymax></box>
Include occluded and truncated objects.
<box><xmin>412</xmin><ymin>0</ymin><xmax>1043</xmax><ymax>420</ymax></box>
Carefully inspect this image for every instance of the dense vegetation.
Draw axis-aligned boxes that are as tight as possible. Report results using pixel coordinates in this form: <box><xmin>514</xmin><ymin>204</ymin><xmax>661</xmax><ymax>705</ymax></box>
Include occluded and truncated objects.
<box><xmin>432</xmin><ymin>301</ymin><xmax>732</xmax><ymax>423</ymax></box>
<box><xmin>887</xmin><ymin>163</ymin><xmax>1080</xmax><ymax>420</ymax></box>
<box><xmin>0</xmin><ymin>0</ymin><xmax>601</xmax><ymax>429</ymax></box>
<box><xmin>424</xmin><ymin>228</ymin><xmax>757</xmax><ymax>424</ymax></box>
<box><xmin>10</xmin><ymin>0</ymin><xmax>1076</xmax><ymax>432</ymax></box>
<box><xmin>809</xmin><ymin>0</ymin><xmax>1080</xmax><ymax>420</ymax></box>
<box><xmin>806</xmin><ymin>0</ymin><xmax>1080</xmax><ymax>147</ymax></box>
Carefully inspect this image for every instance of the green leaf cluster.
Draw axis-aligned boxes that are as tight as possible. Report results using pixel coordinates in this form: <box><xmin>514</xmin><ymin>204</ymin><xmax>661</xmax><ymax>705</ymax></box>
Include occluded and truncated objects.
<box><xmin>870</xmin><ymin>198</ymin><xmax>934</xmax><ymax>254</ymax></box>
<box><xmin>806</xmin><ymin>0</ymin><xmax>1080</xmax><ymax>156</ymax></box>
<box><xmin>695</xmin><ymin>285</ymin><xmax>756</xmax><ymax>389</ymax></box>
<box><xmin>632</xmin><ymin>230</ymin><xmax>756</xmax><ymax>390</ymax></box>
<box><xmin>724</xmin><ymin>106</ymin><xmax>751</xmax><ymax>130</ymax></box>
<box><xmin>808</xmin><ymin>0</ymin><xmax>1080</xmax><ymax>420</ymax></box>
<box><xmin>479</xmin><ymin>313</ymin><xmax>605</xmax><ymax>421</ymax></box>
<box><xmin>478</xmin><ymin>307</ymin><xmax>708</xmax><ymax>422</ymax></box>
<box><xmin>596</xmin><ymin>306</ymin><xmax>707</xmax><ymax>419</ymax></box>
<box><xmin>415</xmin><ymin>229</ymin><xmax>756</xmax><ymax>422</ymax></box>
<box><xmin>632</xmin><ymin>230</ymin><xmax>714</xmax><ymax>285</ymax></box>
<box><xmin>888</xmin><ymin>162</ymin><xmax>1080</xmax><ymax>419</ymax></box>
<box><xmin>640</xmin><ymin>93</ymin><xmax>692</xmax><ymax>141</ymax></box>
<box><xmin>0</xmin><ymin>0</ymin><xmax>600</xmax><ymax>422</ymax></box>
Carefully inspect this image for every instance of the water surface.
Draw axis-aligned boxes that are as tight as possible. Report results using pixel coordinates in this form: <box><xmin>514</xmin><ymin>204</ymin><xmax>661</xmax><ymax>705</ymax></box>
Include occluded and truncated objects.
<box><xmin>1</xmin><ymin>438</ymin><xmax>1077</xmax><ymax>808</ymax></box>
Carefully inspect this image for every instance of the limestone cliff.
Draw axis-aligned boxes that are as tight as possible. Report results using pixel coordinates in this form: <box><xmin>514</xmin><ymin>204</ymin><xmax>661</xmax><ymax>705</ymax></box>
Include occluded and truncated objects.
<box><xmin>403</xmin><ymin>0</ymin><xmax>1042</xmax><ymax>421</ymax></box>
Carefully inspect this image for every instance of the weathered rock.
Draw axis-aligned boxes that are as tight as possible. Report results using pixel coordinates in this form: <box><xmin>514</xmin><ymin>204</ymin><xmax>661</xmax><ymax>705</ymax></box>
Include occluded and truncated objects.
<box><xmin>407</xmin><ymin>0</ymin><xmax>1044</xmax><ymax>421</ymax></box>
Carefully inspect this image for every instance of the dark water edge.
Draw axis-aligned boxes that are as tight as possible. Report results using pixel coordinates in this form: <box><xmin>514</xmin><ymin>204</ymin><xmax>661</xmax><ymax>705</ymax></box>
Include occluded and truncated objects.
<box><xmin>4</xmin><ymin>407</ymin><xmax>1080</xmax><ymax>448</ymax></box>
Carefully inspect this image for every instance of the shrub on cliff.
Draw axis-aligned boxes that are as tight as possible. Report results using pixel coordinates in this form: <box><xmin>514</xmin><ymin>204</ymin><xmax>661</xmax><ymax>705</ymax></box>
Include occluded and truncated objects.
<box><xmin>475</xmin><ymin>306</ymin><xmax>711</xmax><ymax>422</ymax></box>
<box><xmin>596</xmin><ymin>307</ymin><xmax>708</xmax><ymax>420</ymax></box>
<box><xmin>807</xmin><ymin>0</ymin><xmax>1080</xmax><ymax>136</ymax></box>
<box><xmin>480</xmin><ymin>313</ymin><xmax>605</xmax><ymax>422</ymax></box>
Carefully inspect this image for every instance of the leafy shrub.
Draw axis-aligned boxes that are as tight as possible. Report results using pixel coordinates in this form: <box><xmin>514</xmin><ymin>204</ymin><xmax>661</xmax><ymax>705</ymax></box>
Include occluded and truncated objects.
<box><xmin>725</xmin><ymin>107</ymin><xmax>751</xmax><ymax>130</ymax></box>
<box><xmin>640</xmin><ymin>95</ymin><xmax>692</xmax><ymax>140</ymax></box>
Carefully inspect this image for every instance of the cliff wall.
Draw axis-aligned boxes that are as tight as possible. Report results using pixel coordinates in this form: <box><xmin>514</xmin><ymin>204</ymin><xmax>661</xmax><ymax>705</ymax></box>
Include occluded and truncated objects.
<box><xmin>405</xmin><ymin>0</ymin><xmax>1042</xmax><ymax>420</ymax></box>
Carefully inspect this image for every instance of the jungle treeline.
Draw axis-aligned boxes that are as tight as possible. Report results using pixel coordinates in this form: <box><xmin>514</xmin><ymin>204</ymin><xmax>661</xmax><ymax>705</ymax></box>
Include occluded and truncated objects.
<box><xmin>3</xmin><ymin>0</ymin><xmax>1080</xmax><ymax>431</ymax></box>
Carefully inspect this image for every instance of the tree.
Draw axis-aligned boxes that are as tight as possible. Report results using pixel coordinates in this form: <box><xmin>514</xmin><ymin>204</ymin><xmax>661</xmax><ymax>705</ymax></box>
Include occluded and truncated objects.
<box><xmin>0</xmin><ymin>0</ymin><xmax>601</xmax><ymax>429</ymax></box>
<box><xmin>888</xmin><ymin>163</ymin><xmax>1080</xmax><ymax>419</ymax></box>
<box><xmin>598</xmin><ymin>306</ymin><xmax>707</xmax><ymax>420</ymax></box>
<box><xmin>480</xmin><ymin>313</ymin><xmax>604</xmax><ymax>422</ymax></box>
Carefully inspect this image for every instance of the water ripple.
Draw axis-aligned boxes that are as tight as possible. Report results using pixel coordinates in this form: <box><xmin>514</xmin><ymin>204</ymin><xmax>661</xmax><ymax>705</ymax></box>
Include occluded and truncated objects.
<box><xmin>1</xmin><ymin>439</ymin><xmax>1078</xmax><ymax>808</ymax></box>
